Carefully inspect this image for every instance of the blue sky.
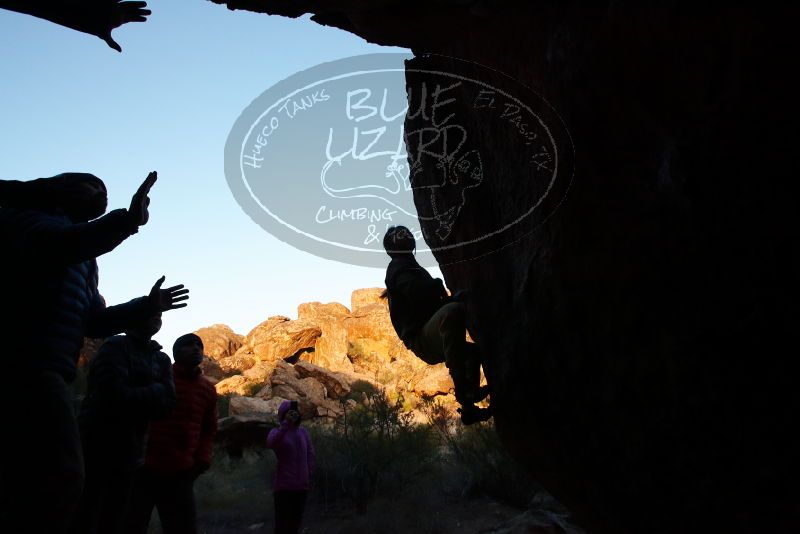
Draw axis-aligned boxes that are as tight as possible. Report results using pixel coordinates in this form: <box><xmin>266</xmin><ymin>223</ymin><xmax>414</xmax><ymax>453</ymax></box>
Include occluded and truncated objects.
<box><xmin>0</xmin><ymin>2</ymin><xmax>436</xmax><ymax>350</ymax></box>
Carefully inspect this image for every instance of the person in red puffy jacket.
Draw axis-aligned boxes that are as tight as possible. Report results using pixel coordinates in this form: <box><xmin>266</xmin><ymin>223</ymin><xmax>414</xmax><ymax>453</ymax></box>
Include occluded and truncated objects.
<box><xmin>126</xmin><ymin>333</ymin><xmax>217</xmax><ymax>534</ymax></box>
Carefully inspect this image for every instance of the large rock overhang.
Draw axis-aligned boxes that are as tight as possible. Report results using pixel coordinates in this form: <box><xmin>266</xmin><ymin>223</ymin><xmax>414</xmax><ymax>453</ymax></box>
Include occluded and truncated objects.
<box><xmin>210</xmin><ymin>2</ymin><xmax>800</xmax><ymax>532</ymax></box>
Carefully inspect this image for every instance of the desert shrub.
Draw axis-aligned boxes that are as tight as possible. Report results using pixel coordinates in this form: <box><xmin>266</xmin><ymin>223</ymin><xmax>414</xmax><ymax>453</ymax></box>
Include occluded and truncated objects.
<box><xmin>422</xmin><ymin>399</ymin><xmax>539</xmax><ymax>508</ymax></box>
<box><xmin>346</xmin><ymin>379</ymin><xmax>379</xmax><ymax>402</ymax></box>
<box><xmin>375</xmin><ymin>368</ymin><xmax>395</xmax><ymax>386</ymax></box>
<box><xmin>346</xmin><ymin>341</ymin><xmax>370</xmax><ymax>366</ymax></box>
<box><xmin>387</xmin><ymin>389</ymin><xmax>418</xmax><ymax>413</ymax></box>
<box><xmin>311</xmin><ymin>390</ymin><xmax>439</xmax><ymax>513</ymax></box>
<box><xmin>242</xmin><ymin>382</ymin><xmax>262</xmax><ymax>397</ymax></box>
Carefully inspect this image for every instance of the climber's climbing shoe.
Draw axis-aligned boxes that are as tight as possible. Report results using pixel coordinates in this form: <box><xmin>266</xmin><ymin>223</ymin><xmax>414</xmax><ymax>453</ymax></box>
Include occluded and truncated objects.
<box><xmin>459</xmin><ymin>404</ymin><xmax>493</xmax><ymax>425</ymax></box>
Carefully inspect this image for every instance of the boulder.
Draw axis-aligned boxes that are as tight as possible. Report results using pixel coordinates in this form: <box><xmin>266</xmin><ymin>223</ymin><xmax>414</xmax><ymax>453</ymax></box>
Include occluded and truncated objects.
<box><xmin>194</xmin><ymin>324</ymin><xmax>244</xmax><ymax>360</ymax></box>
<box><xmin>270</xmin><ymin>362</ymin><xmax>327</xmax><ymax>399</ymax></box>
<box><xmin>216</xmin><ymin>352</ymin><xmax>256</xmax><ymax>376</ymax></box>
<box><xmin>245</xmin><ymin>316</ymin><xmax>321</xmax><ymax>363</ymax></box>
<box><xmin>295</xmin><ymin>360</ymin><xmax>352</xmax><ymax>399</ymax></box>
<box><xmin>215</xmin><ymin>375</ymin><xmax>258</xmax><ymax>396</ymax></box>
<box><xmin>216</xmin><ymin>416</ymin><xmax>272</xmax><ymax>458</ymax></box>
<box><xmin>228</xmin><ymin>395</ymin><xmax>287</xmax><ymax>421</ymax></box>
<box><xmin>255</xmin><ymin>383</ymin><xmax>273</xmax><ymax>399</ymax></box>
<box><xmin>242</xmin><ymin>361</ymin><xmax>276</xmax><ymax>383</ymax></box>
<box><xmin>297</xmin><ymin>302</ymin><xmax>353</xmax><ymax>372</ymax></box>
<box><xmin>310</xmin><ymin>399</ymin><xmax>347</xmax><ymax>419</ymax></box>
<box><xmin>269</xmin><ymin>361</ymin><xmax>344</xmax><ymax>419</ymax></box>
<box><xmin>411</xmin><ymin>364</ymin><xmax>454</xmax><ymax>398</ymax></box>
<box><xmin>214</xmin><ymin>360</ymin><xmax>275</xmax><ymax>396</ymax></box>
<box><xmin>199</xmin><ymin>356</ymin><xmax>224</xmax><ymax>381</ymax></box>
<box><xmin>350</xmin><ymin>288</ymin><xmax>385</xmax><ymax>313</ymax></box>
<box><xmin>345</xmin><ymin>301</ymin><xmax>414</xmax><ymax>375</ymax></box>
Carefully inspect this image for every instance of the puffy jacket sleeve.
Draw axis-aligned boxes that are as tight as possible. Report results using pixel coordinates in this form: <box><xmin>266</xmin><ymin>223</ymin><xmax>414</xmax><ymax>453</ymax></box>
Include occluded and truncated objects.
<box><xmin>84</xmin><ymin>292</ymin><xmax>156</xmax><ymax>339</ymax></box>
<box><xmin>92</xmin><ymin>339</ymin><xmax>173</xmax><ymax>418</ymax></box>
<box><xmin>195</xmin><ymin>383</ymin><xmax>218</xmax><ymax>466</ymax></box>
<box><xmin>267</xmin><ymin>421</ymin><xmax>290</xmax><ymax>449</ymax></box>
<box><xmin>2</xmin><ymin>208</ymin><xmax>138</xmax><ymax>265</ymax></box>
<box><xmin>157</xmin><ymin>352</ymin><xmax>177</xmax><ymax>417</ymax></box>
<box><xmin>0</xmin><ymin>1</ymin><xmax>121</xmax><ymax>42</ymax></box>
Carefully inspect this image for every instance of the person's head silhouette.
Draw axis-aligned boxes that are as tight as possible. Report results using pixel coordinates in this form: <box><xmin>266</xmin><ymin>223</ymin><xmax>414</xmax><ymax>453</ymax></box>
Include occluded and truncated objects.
<box><xmin>125</xmin><ymin>310</ymin><xmax>163</xmax><ymax>341</ymax></box>
<box><xmin>0</xmin><ymin>172</ymin><xmax>108</xmax><ymax>222</ymax></box>
<box><xmin>52</xmin><ymin>173</ymin><xmax>108</xmax><ymax>222</ymax></box>
<box><xmin>173</xmin><ymin>333</ymin><xmax>204</xmax><ymax>368</ymax></box>
<box><xmin>383</xmin><ymin>226</ymin><xmax>416</xmax><ymax>258</ymax></box>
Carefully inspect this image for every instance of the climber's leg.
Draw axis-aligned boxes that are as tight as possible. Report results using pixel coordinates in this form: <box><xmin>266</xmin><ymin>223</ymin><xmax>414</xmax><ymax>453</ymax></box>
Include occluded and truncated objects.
<box><xmin>463</xmin><ymin>341</ymin><xmax>490</xmax><ymax>403</ymax></box>
<box><xmin>409</xmin><ymin>303</ymin><xmax>491</xmax><ymax>424</ymax></box>
<box><xmin>436</xmin><ymin>302</ymin><xmax>489</xmax><ymax>404</ymax></box>
<box><xmin>458</xmin><ymin>403</ymin><xmax>493</xmax><ymax>425</ymax></box>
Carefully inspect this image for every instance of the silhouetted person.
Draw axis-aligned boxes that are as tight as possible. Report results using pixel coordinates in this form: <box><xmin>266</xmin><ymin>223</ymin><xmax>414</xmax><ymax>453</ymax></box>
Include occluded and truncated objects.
<box><xmin>0</xmin><ymin>0</ymin><xmax>150</xmax><ymax>51</ymax></box>
<box><xmin>127</xmin><ymin>333</ymin><xmax>218</xmax><ymax>534</ymax></box>
<box><xmin>0</xmin><ymin>171</ymin><xmax>189</xmax><ymax>533</ymax></box>
<box><xmin>383</xmin><ymin>225</ymin><xmax>491</xmax><ymax>424</ymax></box>
<box><xmin>266</xmin><ymin>400</ymin><xmax>315</xmax><ymax>534</ymax></box>
<box><xmin>71</xmin><ymin>311</ymin><xmax>175</xmax><ymax>534</ymax></box>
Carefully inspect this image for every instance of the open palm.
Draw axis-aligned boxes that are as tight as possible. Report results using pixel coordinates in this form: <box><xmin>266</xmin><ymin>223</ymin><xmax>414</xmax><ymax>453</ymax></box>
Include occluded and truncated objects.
<box><xmin>148</xmin><ymin>276</ymin><xmax>190</xmax><ymax>312</ymax></box>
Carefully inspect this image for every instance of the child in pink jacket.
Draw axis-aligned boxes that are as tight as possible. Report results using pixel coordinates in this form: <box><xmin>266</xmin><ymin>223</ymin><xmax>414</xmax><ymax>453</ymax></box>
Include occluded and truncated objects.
<box><xmin>266</xmin><ymin>400</ymin><xmax>315</xmax><ymax>534</ymax></box>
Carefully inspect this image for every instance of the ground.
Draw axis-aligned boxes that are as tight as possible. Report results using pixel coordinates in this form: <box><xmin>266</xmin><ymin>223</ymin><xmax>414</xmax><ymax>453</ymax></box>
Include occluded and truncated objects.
<box><xmin>145</xmin><ymin>446</ymin><xmax>568</xmax><ymax>534</ymax></box>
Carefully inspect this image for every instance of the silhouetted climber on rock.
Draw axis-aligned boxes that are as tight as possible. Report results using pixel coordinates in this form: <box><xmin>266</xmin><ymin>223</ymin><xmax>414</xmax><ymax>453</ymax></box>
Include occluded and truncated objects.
<box><xmin>0</xmin><ymin>171</ymin><xmax>189</xmax><ymax>533</ymax></box>
<box><xmin>383</xmin><ymin>225</ymin><xmax>491</xmax><ymax>425</ymax></box>
<box><xmin>0</xmin><ymin>0</ymin><xmax>151</xmax><ymax>51</ymax></box>
<box><xmin>267</xmin><ymin>400</ymin><xmax>316</xmax><ymax>534</ymax></box>
<box><xmin>71</xmin><ymin>311</ymin><xmax>175</xmax><ymax>534</ymax></box>
<box><xmin>127</xmin><ymin>333</ymin><xmax>218</xmax><ymax>534</ymax></box>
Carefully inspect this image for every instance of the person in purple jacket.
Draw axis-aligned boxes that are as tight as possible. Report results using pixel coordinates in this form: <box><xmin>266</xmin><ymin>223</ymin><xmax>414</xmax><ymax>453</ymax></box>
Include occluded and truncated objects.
<box><xmin>266</xmin><ymin>400</ymin><xmax>315</xmax><ymax>534</ymax></box>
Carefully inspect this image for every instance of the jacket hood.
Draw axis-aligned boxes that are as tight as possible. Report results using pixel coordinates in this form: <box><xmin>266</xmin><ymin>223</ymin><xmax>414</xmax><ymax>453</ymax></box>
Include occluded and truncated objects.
<box><xmin>278</xmin><ymin>399</ymin><xmax>293</xmax><ymax>421</ymax></box>
<box><xmin>1</xmin><ymin>173</ymin><xmax>103</xmax><ymax>206</ymax></box>
<box><xmin>0</xmin><ymin>173</ymin><xmax>107</xmax><ymax>222</ymax></box>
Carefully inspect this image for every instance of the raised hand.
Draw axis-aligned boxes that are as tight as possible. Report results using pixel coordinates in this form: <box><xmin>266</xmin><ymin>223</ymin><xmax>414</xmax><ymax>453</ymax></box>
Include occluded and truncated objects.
<box><xmin>100</xmin><ymin>1</ymin><xmax>151</xmax><ymax>52</ymax></box>
<box><xmin>129</xmin><ymin>171</ymin><xmax>157</xmax><ymax>227</ymax></box>
<box><xmin>148</xmin><ymin>276</ymin><xmax>189</xmax><ymax>311</ymax></box>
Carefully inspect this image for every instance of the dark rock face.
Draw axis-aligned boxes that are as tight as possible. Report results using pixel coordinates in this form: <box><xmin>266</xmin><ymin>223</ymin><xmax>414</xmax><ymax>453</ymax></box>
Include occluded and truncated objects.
<box><xmin>214</xmin><ymin>2</ymin><xmax>799</xmax><ymax>532</ymax></box>
<box><xmin>216</xmin><ymin>416</ymin><xmax>271</xmax><ymax>458</ymax></box>
<box><xmin>407</xmin><ymin>13</ymin><xmax>799</xmax><ymax>533</ymax></box>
